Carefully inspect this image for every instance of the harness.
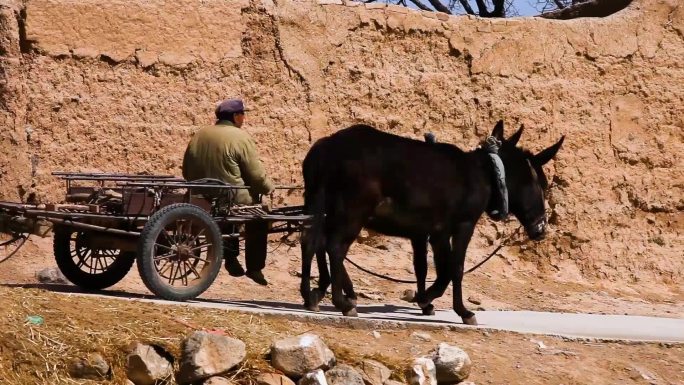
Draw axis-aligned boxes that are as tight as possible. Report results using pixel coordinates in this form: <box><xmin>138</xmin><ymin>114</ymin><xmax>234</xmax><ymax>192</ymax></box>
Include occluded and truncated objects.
<box><xmin>482</xmin><ymin>136</ymin><xmax>509</xmax><ymax>221</ymax></box>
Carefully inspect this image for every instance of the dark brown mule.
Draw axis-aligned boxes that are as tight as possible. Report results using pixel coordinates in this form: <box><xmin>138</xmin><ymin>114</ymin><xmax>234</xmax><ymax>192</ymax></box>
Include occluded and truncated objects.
<box><xmin>300</xmin><ymin>121</ymin><xmax>564</xmax><ymax>325</ymax></box>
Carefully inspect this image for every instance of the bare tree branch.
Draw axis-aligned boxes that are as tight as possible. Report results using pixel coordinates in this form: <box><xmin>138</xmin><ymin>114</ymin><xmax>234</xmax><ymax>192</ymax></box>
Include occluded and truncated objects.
<box><xmin>491</xmin><ymin>0</ymin><xmax>505</xmax><ymax>16</ymax></box>
<box><xmin>425</xmin><ymin>0</ymin><xmax>453</xmax><ymax>14</ymax></box>
<box><xmin>474</xmin><ymin>0</ymin><xmax>488</xmax><ymax>15</ymax></box>
<box><xmin>457</xmin><ymin>0</ymin><xmax>476</xmax><ymax>14</ymax></box>
<box><xmin>360</xmin><ymin>0</ymin><xmax>625</xmax><ymax>19</ymax></box>
<box><xmin>472</xmin><ymin>0</ymin><xmax>506</xmax><ymax>17</ymax></box>
<box><xmin>408</xmin><ymin>0</ymin><xmax>433</xmax><ymax>11</ymax></box>
<box><xmin>539</xmin><ymin>0</ymin><xmax>631</xmax><ymax>19</ymax></box>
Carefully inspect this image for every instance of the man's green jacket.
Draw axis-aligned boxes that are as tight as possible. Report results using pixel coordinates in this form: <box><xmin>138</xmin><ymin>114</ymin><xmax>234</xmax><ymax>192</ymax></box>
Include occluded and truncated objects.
<box><xmin>182</xmin><ymin>120</ymin><xmax>274</xmax><ymax>204</ymax></box>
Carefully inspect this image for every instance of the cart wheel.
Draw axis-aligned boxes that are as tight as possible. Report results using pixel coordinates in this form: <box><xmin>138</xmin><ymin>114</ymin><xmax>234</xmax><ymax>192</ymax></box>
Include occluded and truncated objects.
<box><xmin>53</xmin><ymin>227</ymin><xmax>136</xmax><ymax>290</ymax></box>
<box><xmin>137</xmin><ymin>203</ymin><xmax>223</xmax><ymax>301</ymax></box>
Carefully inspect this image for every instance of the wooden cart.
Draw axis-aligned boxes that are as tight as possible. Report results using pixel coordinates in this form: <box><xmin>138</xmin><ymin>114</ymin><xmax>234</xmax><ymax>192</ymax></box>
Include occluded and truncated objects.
<box><xmin>0</xmin><ymin>172</ymin><xmax>311</xmax><ymax>301</ymax></box>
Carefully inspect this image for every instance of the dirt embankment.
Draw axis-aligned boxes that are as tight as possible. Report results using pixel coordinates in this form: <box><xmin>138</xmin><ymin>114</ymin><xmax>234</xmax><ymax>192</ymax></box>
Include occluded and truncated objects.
<box><xmin>0</xmin><ymin>0</ymin><xmax>682</xmax><ymax>294</ymax></box>
<box><xmin>1</xmin><ymin>287</ymin><xmax>682</xmax><ymax>385</ymax></box>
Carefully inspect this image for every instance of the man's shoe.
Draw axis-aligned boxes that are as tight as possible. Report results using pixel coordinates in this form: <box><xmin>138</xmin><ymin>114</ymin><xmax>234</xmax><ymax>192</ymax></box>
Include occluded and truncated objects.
<box><xmin>225</xmin><ymin>258</ymin><xmax>245</xmax><ymax>277</ymax></box>
<box><xmin>246</xmin><ymin>270</ymin><xmax>268</xmax><ymax>286</ymax></box>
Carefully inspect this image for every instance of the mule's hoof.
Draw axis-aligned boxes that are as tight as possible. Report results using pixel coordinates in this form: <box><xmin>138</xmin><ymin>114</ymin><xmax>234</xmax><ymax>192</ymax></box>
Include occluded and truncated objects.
<box><xmin>421</xmin><ymin>304</ymin><xmax>435</xmax><ymax>316</ymax></box>
<box><xmin>343</xmin><ymin>308</ymin><xmax>358</xmax><ymax>317</ymax></box>
<box><xmin>462</xmin><ymin>315</ymin><xmax>478</xmax><ymax>326</ymax></box>
<box><xmin>305</xmin><ymin>304</ymin><xmax>320</xmax><ymax>312</ymax></box>
<box><xmin>308</xmin><ymin>290</ymin><xmax>324</xmax><ymax>307</ymax></box>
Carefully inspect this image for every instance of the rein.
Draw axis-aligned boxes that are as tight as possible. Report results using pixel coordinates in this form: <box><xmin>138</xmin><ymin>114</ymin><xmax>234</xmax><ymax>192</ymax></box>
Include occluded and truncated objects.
<box><xmin>344</xmin><ymin>224</ymin><xmax>523</xmax><ymax>283</ymax></box>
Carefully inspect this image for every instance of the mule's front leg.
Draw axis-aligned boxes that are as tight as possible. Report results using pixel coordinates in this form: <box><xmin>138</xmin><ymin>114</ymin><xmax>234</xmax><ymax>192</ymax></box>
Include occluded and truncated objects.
<box><xmin>415</xmin><ymin>233</ymin><xmax>452</xmax><ymax>314</ymax></box>
<box><xmin>451</xmin><ymin>222</ymin><xmax>477</xmax><ymax>325</ymax></box>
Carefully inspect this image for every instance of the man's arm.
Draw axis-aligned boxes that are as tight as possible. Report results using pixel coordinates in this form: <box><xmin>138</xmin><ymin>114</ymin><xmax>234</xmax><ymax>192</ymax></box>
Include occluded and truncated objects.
<box><xmin>237</xmin><ymin>136</ymin><xmax>275</xmax><ymax>195</ymax></box>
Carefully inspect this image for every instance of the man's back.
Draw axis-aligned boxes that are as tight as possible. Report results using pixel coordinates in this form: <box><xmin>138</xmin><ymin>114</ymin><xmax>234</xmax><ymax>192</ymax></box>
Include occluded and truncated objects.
<box><xmin>182</xmin><ymin>121</ymin><xmax>273</xmax><ymax>204</ymax></box>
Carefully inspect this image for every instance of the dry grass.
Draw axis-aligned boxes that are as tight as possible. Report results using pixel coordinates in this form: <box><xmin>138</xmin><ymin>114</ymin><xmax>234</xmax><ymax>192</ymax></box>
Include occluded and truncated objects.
<box><xmin>1</xmin><ymin>286</ymin><xmax>682</xmax><ymax>385</ymax></box>
<box><xmin>0</xmin><ymin>286</ymin><xmax>411</xmax><ymax>385</ymax></box>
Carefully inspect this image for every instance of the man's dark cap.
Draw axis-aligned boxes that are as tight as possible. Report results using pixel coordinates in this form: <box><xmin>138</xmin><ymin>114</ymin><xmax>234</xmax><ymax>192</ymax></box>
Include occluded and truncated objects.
<box><xmin>215</xmin><ymin>98</ymin><xmax>251</xmax><ymax>115</ymax></box>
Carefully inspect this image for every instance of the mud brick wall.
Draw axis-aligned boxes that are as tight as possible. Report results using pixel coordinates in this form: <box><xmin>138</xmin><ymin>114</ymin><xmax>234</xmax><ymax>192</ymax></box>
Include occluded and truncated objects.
<box><xmin>0</xmin><ymin>0</ymin><xmax>682</xmax><ymax>285</ymax></box>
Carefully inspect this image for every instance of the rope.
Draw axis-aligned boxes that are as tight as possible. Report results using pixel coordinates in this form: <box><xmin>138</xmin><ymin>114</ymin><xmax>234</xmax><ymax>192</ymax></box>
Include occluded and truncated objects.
<box><xmin>465</xmin><ymin>225</ymin><xmax>522</xmax><ymax>274</ymax></box>
<box><xmin>0</xmin><ymin>233</ymin><xmax>30</xmax><ymax>265</ymax></box>
<box><xmin>345</xmin><ymin>225</ymin><xmax>522</xmax><ymax>284</ymax></box>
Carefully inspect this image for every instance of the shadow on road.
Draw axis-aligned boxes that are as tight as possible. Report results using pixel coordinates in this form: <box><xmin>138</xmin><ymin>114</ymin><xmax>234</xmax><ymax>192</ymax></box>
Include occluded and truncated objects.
<box><xmin>2</xmin><ymin>283</ymin><xmax>456</xmax><ymax>325</ymax></box>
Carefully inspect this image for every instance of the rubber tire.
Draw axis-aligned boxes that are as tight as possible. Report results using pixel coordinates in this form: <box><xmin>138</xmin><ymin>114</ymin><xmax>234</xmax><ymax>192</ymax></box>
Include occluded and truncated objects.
<box><xmin>137</xmin><ymin>203</ymin><xmax>223</xmax><ymax>301</ymax></box>
<box><xmin>53</xmin><ymin>226</ymin><xmax>136</xmax><ymax>291</ymax></box>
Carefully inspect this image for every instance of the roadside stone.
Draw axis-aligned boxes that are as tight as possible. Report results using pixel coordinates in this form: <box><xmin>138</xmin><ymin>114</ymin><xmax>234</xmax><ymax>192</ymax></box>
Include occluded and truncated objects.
<box><xmin>411</xmin><ymin>332</ymin><xmax>432</xmax><ymax>342</ymax></box>
<box><xmin>467</xmin><ymin>295</ymin><xmax>482</xmax><ymax>305</ymax></box>
<box><xmin>385</xmin><ymin>381</ymin><xmax>407</xmax><ymax>385</ymax></box>
<box><xmin>359</xmin><ymin>291</ymin><xmax>383</xmax><ymax>300</ymax></box>
<box><xmin>204</xmin><ymin>377</ymin><xmax>236</xmax><ymax>385</ymax></box>
<box><xmin>35</xmin><ymin>267</ymin><xmax>68</xmax><ymax>284</ymax></box>
<box><xmin>406</xmin><ymin>357</ymin><xmax>436</xmax><ymax>385</ymax></box>
<box><xmin>430</xmin><ymin>343</ymin><xmax>471</xmax><ymax>383</ymax></box>
<box><xmin>72</xmin><ymin>47</ymin><xmax>99</xmax><ymax>59</ymax></box>
<box><xmin>401</xmin><ymin>289</ymin><xmax>416</xmax><ymax>302</ymax></box>
<box><xmin>68</xmin><ymin>353</ymin><xmax>111</xmax><ymax>380</ymax></box>
<box><xmin>177</xmin><ymin>331</ymin><xmax>246</xmax><ymax>384</ymax></box>
<box><xmin>135</xmin><ymin>50</ymin><xmax>158</xmax><ymax>68</ymax></box>
<box><xmin>372</xmin><ymin>331</ymin><xmax>381</xmax><ymax>339</ymax></box>
<box><xmin>158</xmin><ymin>52</ymin><xmax>194</xmax><ymax>68</ymax></box>
<box><xmin>298</xmin><ymin>369</ymin><xmax>328</xmax><ymax>385</ymax></box>
<box><xmin>359</xmin><ymin>359</ymin><xmax>391</xmax><ymax>385</ymax></box>
<box><xmin>325</xmin><ymin>364</ymin><xmax>364</xmax><ymax>385</ymax></box>
<box><xmin>125</xmin><ymin>342</ymin><xmax>173</xmax><ymax>385</ymax></box>
<box><xmin>257</xmin><ymin>373</ymin><xmax>296</xmax><ymax>385</ymax></box>
<box><xmin>271</xmin><ymin>334</ymin><xmax>336</xmax><ymax>378</ymax></box>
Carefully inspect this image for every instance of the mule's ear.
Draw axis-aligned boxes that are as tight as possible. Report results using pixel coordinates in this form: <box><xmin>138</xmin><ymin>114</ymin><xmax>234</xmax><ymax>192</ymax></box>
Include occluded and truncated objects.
<box><xmin>490</xmin><ymin>120</ymin><xmax>504</xmax><ymax>141</ymax></box>
<box><xmin>506</xmin><ymin>124</ymin><xmax>524</xmax><ymax>147</ymax></box>
<box><xmin>533</xmin><ymin>135</ymin><xmax>565</xmax><ymax>166</ymax></box>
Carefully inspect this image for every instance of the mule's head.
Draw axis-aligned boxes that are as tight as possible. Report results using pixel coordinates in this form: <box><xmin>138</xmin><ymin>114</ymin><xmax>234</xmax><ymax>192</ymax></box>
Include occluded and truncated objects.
<box><xmin>489</xmin><ymin>120</ymin><xmax>565</xmax><ymax>241</ymax></box>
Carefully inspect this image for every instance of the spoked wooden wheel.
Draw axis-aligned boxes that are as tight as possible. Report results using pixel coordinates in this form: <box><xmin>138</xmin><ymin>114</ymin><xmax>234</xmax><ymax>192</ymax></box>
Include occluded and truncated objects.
<box><xmin>0</xmin><ymin>232</ymin><xmax>29</xmax><ymax>264</ymax></box>
<box><xmin>137</xmin><ymin>203</ymin><xmax>223</xmax><ymax>301</ymax></box>
<box><xmin>153</xmin><ymin>236</ymin><xmax>203</xmax><ymax>283</ymax></box>
<box><xmin>53</xmin><ymin>226</ymin><xmax>136</xmax><ymax>290</ymax></box>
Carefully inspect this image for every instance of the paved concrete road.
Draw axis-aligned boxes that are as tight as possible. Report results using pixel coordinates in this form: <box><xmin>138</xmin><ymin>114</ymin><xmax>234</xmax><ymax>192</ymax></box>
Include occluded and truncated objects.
<box><xmin>61</xmin><ymin>291</ymin><xmax>684</xmax><ymax>343</ymax></box>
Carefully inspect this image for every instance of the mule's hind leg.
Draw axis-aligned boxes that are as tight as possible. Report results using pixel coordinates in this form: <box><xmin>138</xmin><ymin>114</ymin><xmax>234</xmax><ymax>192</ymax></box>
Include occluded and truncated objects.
<box><xmin>410</xmin><ymin>236</ymin><xmax>434</xmax><ymax>315</ymax></box>
<box><xmin>327</xmin><ymin>235</ymin><xmax>358</xmax><ymax>316</ymax></box>
<box><xmin>300</xmin><ymin>229</ymin><xmax>319</xmax><ymax>311</ymax></box>
<box><xmin>307</xmin><ymin>248</ymin><xmax>329</xmax><ymax>311</ymax></box>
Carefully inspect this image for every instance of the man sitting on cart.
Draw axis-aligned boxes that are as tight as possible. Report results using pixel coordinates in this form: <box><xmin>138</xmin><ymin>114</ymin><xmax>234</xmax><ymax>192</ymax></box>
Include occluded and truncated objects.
<box><xmin>182</xmin><ymin>98</ymin><xmax>274</xmax><ymax>286</ymax></box>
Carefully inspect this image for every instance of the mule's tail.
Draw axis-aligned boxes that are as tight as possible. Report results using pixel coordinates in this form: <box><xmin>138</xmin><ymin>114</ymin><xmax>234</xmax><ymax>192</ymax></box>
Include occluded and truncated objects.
<box><xmin>300</xmin><ymin>143</ymin><xmax>329</xmax><ymax>308</ymax></box>
<box><xmin>303</xmin><ymin>182</ymin><xmax>326</xmax><ymax>253</ymax></box>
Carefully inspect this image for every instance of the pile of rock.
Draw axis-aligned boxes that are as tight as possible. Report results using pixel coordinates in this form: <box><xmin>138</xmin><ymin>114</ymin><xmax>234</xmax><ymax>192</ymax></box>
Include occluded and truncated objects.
<box><xmin>408</xmin><ymin>343</ymin><xmax>473</xmax><ymax>385</ymax></box>
<box><xmin>67</xmin><ymin>331</ymin><xmax>473</xmax><ymax>385</ymax></box>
